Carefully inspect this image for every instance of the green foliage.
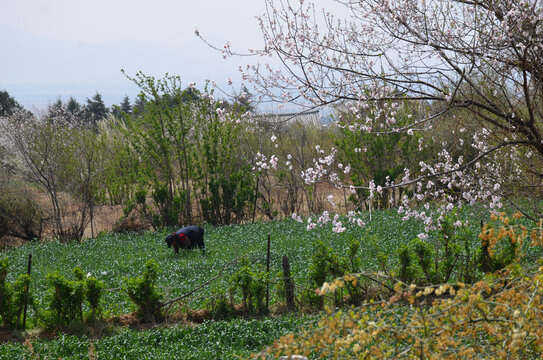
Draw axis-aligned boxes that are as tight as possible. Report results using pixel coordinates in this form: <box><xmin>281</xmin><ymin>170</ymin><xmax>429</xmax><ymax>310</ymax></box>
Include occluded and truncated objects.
<box><xmin>304</xmin><ymin>238</ymin><xmax>366</xmax><ymax>307</ymax></box>
<box><xmin>308</xmin><ymin>240</ymin><xmax>329</xmax><ymax>288</ymax></box>
<box><xmin>207</xmin><ymin>289</ymin><xmax>235</xmax><ymax>320</ymax></box>
<box><xmin>334</xmin><ymin>97</ymin><xmax>427</xmax><ymax>209</ymax></box>
<box><xmin>199</xmin><ymin>169</ymin><xmax>256</xmax><ymax>225</ymax></box>
<box><xmin>0</xmin><ymin>317</ymin><xmax>307</xmax><ymax>359</ymax></box>
<box><xmin>123</xmin><ymin>259</ymin><xmax>163</xmax><ymax>322</ymax></box>
<box><xmin>394</xmin><ymin>211</ymin><xmax>477</xmax><ymax>286</ymax></box>
<box><xmin>230</xmin><ymin>257</ymin><xmax>269</xmax><ymax>315</ymax></box>
<box><xmin>45</xmin><ymin>270</ymin><xmax>85</xmax><ymax>327</ymax></box>
<box><xmin>85</xmin><ymin>275</ymin><xmax>104</xmax><ymax>323</ymax></box>
<box><xmin>0</xmin><ymin>257</ymin><xmax>31</xmax><ymax>329</ymax></box>
<box><xmin>397</xmin><ymin>244</ymin><xmax>415</xmax><ymax>284</ymax></box>
<box><xmin>395</xmin><ymin>236</ymin><xmax>457</xmax><ymax>286</ymax></box>
<box><xmin>44</xmin><ymin>266</ymin><xmax>104</xmax><ymax>328</ymax></box>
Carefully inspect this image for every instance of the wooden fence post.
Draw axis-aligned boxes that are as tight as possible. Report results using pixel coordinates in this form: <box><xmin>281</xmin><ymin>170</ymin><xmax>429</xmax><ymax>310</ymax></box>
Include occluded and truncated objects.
<box><xmin>282</xmin><ymin>256</ymin><xmax>296</xmax><ymax>310</ymax></box>
<box><xmin>266</xmin><ymin>234</ymin><xmax>271</xmax><ymax>310</ymax></box>
<box><xmin>23</xmin><ymin>253</ymin><xmax>32</xmax><ymax>330</ymax></box>
<box><xmin>480</xmin><ymin>220</ymin><xmax>491</xmax><ymax>273</ymax></box>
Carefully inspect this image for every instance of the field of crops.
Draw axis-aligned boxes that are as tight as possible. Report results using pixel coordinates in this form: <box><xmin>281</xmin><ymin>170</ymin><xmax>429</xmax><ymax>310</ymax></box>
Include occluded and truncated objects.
<box><xmin>1</xmin><ymin>210</ymin><xmax>434</xmax><ymax>315</ymax></box>
<box><xmin>1</xmin><ymin>207</ymin><xmax>494</xmax><ymax>358</ymax></box>
<box><xmin>0</xmin><ymin>317</ymin><xmax>308</xmax><ymax>359</ymax></box>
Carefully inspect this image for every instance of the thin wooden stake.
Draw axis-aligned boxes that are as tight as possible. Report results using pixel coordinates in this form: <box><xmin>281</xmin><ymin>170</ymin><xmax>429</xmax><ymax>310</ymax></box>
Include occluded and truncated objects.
<box><xmin>266</xmin><ymin>234</ymin><xmax>271</xmax><ymax>310</ymax></box>
<box><xmin>23</xmin><ymin>253</ymin><xmax>32</xmax><ymax>330</ymax></box>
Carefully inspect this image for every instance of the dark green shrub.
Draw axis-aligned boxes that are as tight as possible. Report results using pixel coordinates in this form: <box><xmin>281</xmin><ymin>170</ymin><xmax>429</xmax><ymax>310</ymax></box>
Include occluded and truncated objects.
<box><xmin>304</xmin><ymin>239</ymin><xmax>366</xmax><ymax>308</ymax></box>
<box><xmin>308</xmin><ymin>240</ymin><xmax>328</xmax><ymax>288</ymax></box>
<box><xmin>123</xmin><ymin>259</ymin><xmax>163</xmax><ymax>322</ymax></box>
<box><xmin>44</xmin><ymin>267</ymin><xmax>104</xmax><ymax>328</ymax></box>
<box><xmin>398</xmin><ymin>244</ymin><xmax>415</xmax><ymax>284</ymax></box>
<box><xmin>395</xmin><ymin>212</ymin><xmax>473</xmax><ymax>286</ymax></box>
<box><xmin>200</xmin><ymin>170</ymin><xmax>256</xmax><ymax>225</ymax></box>
<box><xmin>230</xmin><ymin>257</ymin><xmax>269</xmax><ymax>315</ymax></box>
<box><xmin>251</xmin><ymin>270</ymin><xmax>268</xmax><ymax>315</ymax></box>
<box><xmin>0</xmin><ymin>257</ymin><xmax>32</xmax><ymax>329</ymax></box>
<box><xmin>45</xmin><ymin>270</ymin><xmax>85</xmax><ymax>327</ymax></box>
<box><xmin>85</xmin><ymin>276</ymin><xmax>104</xmax><ymax>323</ymax></box>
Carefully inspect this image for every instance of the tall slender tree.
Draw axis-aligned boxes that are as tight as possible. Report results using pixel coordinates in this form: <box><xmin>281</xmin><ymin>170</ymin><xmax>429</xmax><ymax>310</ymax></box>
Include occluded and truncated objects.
<box><xmin>85</xmin><ymin>92</ymin><xmax>109</xmax><ymax>129</ymax></box>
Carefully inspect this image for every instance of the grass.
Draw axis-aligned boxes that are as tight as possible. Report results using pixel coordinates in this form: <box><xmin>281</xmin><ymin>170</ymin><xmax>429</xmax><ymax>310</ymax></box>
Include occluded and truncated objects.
<box><xmin>0</xmin><ymin>316</ymin><xmax>308</xmax><ymax>359</ymax></box>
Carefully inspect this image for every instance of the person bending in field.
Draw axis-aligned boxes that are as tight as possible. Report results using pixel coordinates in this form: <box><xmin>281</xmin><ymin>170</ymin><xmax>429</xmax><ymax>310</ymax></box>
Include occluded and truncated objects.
<box><xmin>165</xmin><ymin>226</ymin><xmax>205</xmax><ymax>254</ymax></box>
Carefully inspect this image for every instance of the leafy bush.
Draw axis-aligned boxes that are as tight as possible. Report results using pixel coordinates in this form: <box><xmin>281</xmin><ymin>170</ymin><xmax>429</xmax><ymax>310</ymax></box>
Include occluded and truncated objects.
<box><xmin>44</xmin><ymin>267</ymin><xmax>104</xmax><ymax>328</ymax></box>
<box><xmin>207</xmin><ymin>289</ymin><xmax>235</xmax><ymax>320</ymax></box>
<box><xmin>123</xmin><ymin>259</ymin><xmax>163</xmax><ymax>322</ymax></box>
<box><xmin>85</xmin><ymin>275</ymin><xmax>104</xmax><ymax>323</ymax></box>
<box><xmin>45</xmin><ymin>269</ymin><xmax>85</xmax><ymax>327</ymax></box>
<box><xmin>391</xmin><ymin>211</ymin><xmax>477</xmax><ymax>286</ymax></box>
<box><xmin>477</xmin><ymin>211</ymin><xmax>526</xmax><ymax>272</ymax></box>
<box><xmin>230</xmin><ymin>257</ymin><xmax>269</xmax><ymax>315</ymax></box>
<box><xmin>0</xmin><ymin>257</ymin><xmax>31</xmax><ymax>329</ymax></box>
<box><xmin>302</xmin><ymin>238</ymin><xmax>366</xmax><ymax>308</ymax></box>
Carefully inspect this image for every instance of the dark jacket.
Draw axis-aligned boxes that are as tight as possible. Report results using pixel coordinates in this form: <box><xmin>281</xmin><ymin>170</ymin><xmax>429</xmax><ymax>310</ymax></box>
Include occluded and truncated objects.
<box><xmin>165</xmin><ymin>226</ymin><xmax>205</xmax><ymax>253</ymax></box>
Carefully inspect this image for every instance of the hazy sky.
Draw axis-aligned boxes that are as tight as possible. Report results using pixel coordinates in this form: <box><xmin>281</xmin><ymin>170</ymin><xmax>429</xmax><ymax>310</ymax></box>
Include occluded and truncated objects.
<box><xmin>0</xmin><ymin>0</ymin><xmax>271</xmax><ymax>108</ymax></box>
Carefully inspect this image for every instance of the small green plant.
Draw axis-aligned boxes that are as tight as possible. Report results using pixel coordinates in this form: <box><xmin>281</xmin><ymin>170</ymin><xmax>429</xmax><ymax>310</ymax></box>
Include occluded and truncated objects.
<box><xmin>395</xmin><ymin>212</ymin><xmax>471</xmax><ymax>286</ymax></box>
<box><xmin>207</xmin><ymin>289</ymin><xmax>235</xmax><ymax>320</ymax></box>
<box><xmin>85</xmin><ymin>275</ymin><xmax>104</xmax><ymax>323</ymax></box>
<box><xmin>0</xmin><ymin>257</ymin><xmax>32</xmax><ymax>329</ymax></box>
<box><xmin>397</xmin><ymin>244</ymin><xmax>415</xmax><ymax>284</ymax></box>
<box><xmin>45</xmin><ymin>268</ymin><xmax>85</xmax><ymax>327</ymax></box>
<box><xmin>123</xmin><ymin>259</ymin><xmax>163</xmax><ymax>322</ymax></box>
<box><xmin>396</xmin><ymin>236</ymin><xmax>461</xmax><ymax>286</ymax></box>
<box><xmin>230</xmin><ymin>257</ymin><xmax>269</xmax><ymax>315</ymax></box>
<box><xmin>303</xmin><ymin>239</ymin><xmax>366</xmax><ymax>308</ymax></box>
<box><xmin>44</xmin><ymin>267</ymin><xmax>104</xmax><ymax>328</ymax></box>
<box><xmin>308</xmin><ymin>240</ymin><xmax>328</xmax><ymax>287</ymax></box>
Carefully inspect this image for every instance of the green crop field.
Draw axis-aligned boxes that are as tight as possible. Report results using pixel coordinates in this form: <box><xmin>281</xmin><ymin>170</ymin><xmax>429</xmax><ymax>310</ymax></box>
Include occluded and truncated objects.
<box><xmin>0</xmin><ymin>206</ymin><xmax>503</xmax><ymax>359</ymax></box>
<box><xmin>1</xmin><ymin>210</ymin><xmax>435</xmax><ymax>316</ymax></box>
<box><xmin>0</xmin><ymin>317</ymin><xmax>308</xmax><ymax>359</ymax></box>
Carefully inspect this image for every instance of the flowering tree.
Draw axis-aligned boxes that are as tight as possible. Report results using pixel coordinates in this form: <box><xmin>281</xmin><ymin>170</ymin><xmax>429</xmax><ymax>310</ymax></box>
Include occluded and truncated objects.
<box><xmin>201</xmin><ymin>0</ymin><xmax>543</xmax><ymax>230</ymax></box>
